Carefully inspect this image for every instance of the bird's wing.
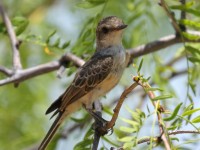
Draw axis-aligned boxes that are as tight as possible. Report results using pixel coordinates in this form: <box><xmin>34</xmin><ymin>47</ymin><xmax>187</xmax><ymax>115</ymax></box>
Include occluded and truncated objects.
<box><xmin>46</xmin><ymin>54</ymin><xmax>113</xmax><ymax>116</ymax></box>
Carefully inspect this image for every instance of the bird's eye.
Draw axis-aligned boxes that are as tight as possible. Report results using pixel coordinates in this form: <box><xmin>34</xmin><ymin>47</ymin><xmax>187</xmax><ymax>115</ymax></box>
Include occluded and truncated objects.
<box><xmin>102</xmin><ymin>27</ymin><xmax>109</xmax><ymax>34</ymax></box>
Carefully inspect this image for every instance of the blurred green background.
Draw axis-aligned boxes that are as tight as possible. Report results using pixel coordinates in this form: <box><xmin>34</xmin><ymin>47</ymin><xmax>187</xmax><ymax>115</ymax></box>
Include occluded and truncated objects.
<box><xmin>0</xmin><ymin>0</ymin><xmax>200</xmax><ymax>150</ymax></box>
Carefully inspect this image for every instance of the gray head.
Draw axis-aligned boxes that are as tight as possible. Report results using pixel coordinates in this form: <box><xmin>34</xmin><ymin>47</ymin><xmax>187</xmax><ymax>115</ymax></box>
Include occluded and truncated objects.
<box><xmin>96</xmin><ymin>16</ymin><xmax>127</xmax><ymax>50</ymax></box>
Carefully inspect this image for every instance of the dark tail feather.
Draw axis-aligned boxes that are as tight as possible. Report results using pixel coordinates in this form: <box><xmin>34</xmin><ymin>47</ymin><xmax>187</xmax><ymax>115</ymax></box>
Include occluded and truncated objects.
<box><xmin>38</xmin><ymin>112</ymin><xmax>64</xmax><ymax>150</ymax></box>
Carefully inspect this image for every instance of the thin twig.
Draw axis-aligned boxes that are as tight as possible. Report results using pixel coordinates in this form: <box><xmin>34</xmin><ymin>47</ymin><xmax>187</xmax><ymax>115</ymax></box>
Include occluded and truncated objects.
<box><xmin>106</xmin><ymin>83</ymin><xmax>138</xmax><ymax>129</ymax></box>
<box><xmin>0</xmin><ymin>66</ymin><xmax>13</xmax><ymax>76</ymax></box>
<box><xmin>159</xmin><ymin>0</ymin><xmax>182</xmax><ymax>35</ymax></box>
<box><xmin>179</xmin><ymin>0</ymin><xmax>186</xmax><ymax>31</ymax></box>
<box><xmin>111</xmin><ymin>130</ymin><xmax>200</xmax><ymax>149</ymax></box>
<box><xmin>133</xmin><ymin>77</ymin><xmax>171</xmax><ymax>150</ymax></box>
<box><xmin>0</xmin><ymin>4</ymin><xmax>22</xmax><ymax>71</ymax></box>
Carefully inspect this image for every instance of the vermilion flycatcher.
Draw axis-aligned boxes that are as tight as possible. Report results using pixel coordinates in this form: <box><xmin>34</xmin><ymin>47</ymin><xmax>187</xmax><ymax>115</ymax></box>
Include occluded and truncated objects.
<box><xmin>39</xmin><ymin>16</ymin><xmax>128</xmax><ymax>150</ymax></box>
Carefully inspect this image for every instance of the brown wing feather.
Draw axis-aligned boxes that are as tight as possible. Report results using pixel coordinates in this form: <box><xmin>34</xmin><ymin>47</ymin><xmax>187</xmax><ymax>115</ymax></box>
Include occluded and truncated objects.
<box><xmin>46</xmin><ymin>55</ymin><xmax>113</xmax><ymax>117</ymax></box>
<box><xmin>61</xmin><ymin>55</ymin><xmax>113</xmax><ymax>109</ymax></box>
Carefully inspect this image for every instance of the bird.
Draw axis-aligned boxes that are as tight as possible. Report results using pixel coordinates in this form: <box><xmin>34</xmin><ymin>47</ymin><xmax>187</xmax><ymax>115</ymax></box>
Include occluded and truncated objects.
<box><xmin>38</xmin><ymin>16</ymin><xmax>128</xmax><ymax>150</ymax></box>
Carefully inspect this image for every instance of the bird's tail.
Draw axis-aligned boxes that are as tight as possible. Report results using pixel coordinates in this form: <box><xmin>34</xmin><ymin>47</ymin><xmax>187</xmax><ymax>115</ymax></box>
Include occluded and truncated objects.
<box><xmin>38</xmin><ymin>112</ymin><xmax>64</xmax><ymax>150</ymax></box>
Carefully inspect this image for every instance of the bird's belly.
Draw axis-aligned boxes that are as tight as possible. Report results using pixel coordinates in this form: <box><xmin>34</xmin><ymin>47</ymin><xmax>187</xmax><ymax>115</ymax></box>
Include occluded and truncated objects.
<box><xmin>80</xmin><ymin>70</ymin><xmax>123</xmax><ymax>106</ymax></box>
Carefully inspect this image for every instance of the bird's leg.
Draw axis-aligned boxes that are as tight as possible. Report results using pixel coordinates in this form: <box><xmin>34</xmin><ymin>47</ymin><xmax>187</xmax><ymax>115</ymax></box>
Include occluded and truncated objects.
<box><xmin>82</xmin><ymin>103</ymin><xmax>111</xmax><ymax>136</ymax></box>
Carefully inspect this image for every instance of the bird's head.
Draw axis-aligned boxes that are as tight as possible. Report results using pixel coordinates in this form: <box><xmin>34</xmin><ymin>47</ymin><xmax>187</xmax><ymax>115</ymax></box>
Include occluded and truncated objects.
<box><xmin>96</xmin><ymin>16</ymin><xmax>127</xmax><ymax>50</ymax></box>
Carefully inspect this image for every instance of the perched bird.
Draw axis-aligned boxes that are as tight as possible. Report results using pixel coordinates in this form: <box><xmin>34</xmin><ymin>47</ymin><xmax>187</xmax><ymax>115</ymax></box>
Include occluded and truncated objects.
<box><xmin>39</xmin><ymin>16</ymin><xmax>128</xmax><ymax>150</ymax></box>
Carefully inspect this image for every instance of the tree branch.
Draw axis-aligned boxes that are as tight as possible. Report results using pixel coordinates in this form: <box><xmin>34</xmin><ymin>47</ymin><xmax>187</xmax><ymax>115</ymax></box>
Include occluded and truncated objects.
<box><xmin>0</xmin><ymin>4</ymin><xmax>22</xmax><ymax>71</ymax></box>
<box><xmin>0</xmin><ymin>66</ymin><xmax>13</xmax><ymax>76</ymax></box>
<box><xmin>0</xmin><ymin>53</ymin><xmax>85</xmax><ymax>86</ymax></box>
<box><xmin>159</xmin><ymin>0</ymin><xmax>181</xmax><ymax>34</ymax></box>
<box><xmin>128</xmin><ymin>31</ymin><xmax>200</xmax><ymax>62</ymax></box>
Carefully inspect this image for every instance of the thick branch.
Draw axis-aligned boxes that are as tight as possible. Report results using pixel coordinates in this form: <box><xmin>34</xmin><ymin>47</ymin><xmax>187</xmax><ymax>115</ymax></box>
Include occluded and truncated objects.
<box><xmin>1</xmin><ymin>30</ymin><xmax>200</xmax><ymax>86</ymax></box>
<box><xmin>128</xmin><ymin>31</ymin><xmax>200</xmax><ymax>61</ymax></box>
<box><xmin>0</xmin><ymin>53</ymin><xmax>85</xmax><ymax>86</ymax></box>
<box><xmin>0</xmin><ymin>4</ymin><xmax>22</xmax><ymax>71</ymax></box>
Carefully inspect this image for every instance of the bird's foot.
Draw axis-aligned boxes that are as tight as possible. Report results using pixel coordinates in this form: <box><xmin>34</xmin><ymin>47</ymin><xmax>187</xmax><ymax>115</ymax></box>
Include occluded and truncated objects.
<box><xmin>82</xmin><ymin>104</ymin><xmax>113</xmax><ymax>136</ymax></box>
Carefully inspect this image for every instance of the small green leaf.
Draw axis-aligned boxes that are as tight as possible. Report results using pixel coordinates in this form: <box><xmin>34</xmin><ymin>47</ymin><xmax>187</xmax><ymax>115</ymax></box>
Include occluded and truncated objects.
<box><xmin>188</xmin><ymin>57</ymin><xmax>200</xmax><ymax>64</ymax></box>
<box><xmin>171</xmin><ymin>137</ymin><xmax>179</xmax><ymax>142</ymax></box>
<box><xmin>118</xmin><ymin>136</ymin><xmax>135</xmax><ymax>142</ymax></box>
<box><xmin>182</xmin><ymin>32</ymin><xmax>200</xmax><ymax>41</ymax></box>
<box><xmin>76</xmin><ymin>0</ymin><xmax>105</xmax><ymax>9</ymax></box>
<box><xmin>52</xmin><ymin>38</ymin><xmax>60</xmax><ymax>48</ymax></box>
<box><xmin>185</xmin><ymin>45</ymin><xmax>200</xmax><ymax>56</ymax></box>
<box><xmin>73</xmin><ymin>139</ymin><xmax>92</xmax><ymax>150</ymax></box>
<box><xmin>123</xmin><ymin>142</ymin><xmax>134</xmax><ymax>149</ymax></box>
<box><xmin>189</xmin><ymin>81</ymin><xmax>196</xmax><ymax>95</ymax></box>
<box><xmin>191</xmin><ymin>116</ymin><xmax>200</xmax><ymax>123</ymax></box>
<box><xmin>182</xmin><ymin>108</ymin><xmax>200</xmax><ymax>116</ymax></box>
<box><xmin>179</xmin><ymin>19</ymin><xmax>200</xmax><ymax>30</ymax></box>
<box><xmin>62</xmin><ymin>41</ymin><xmax>70</xmax><ymax>49</ymax></box>
<box><xmin>121</xmin><ymin>118</ymin><xmax>139</xmax><ymax>127</ymax></box>
<box><xmin>151</xmin><ymin>94</ymin><xmax>173</xmax><ymax>101</ymax></box>
<box><xmin>145</xmin><ymin>87</ymin><xmax>163</xmax><ymax>92</ymax></box>
<box><xmin>120</xmin><ymin>126</ymin><xmax>136</xmax><ymax>133</ymax></box>
<box><xmin>46</xmin><ymin>30</ymin><xmax>56</xmax><ymax>43</ymax></box>
<box><xmin>137</xmin><ymin>58</ymin><xmax>143</xmax><ymax>72</ymax></box>
<box><xmin>164</xmin><ymin>103</ymin><xmax>182</xmax><ymax>121</ymax></box>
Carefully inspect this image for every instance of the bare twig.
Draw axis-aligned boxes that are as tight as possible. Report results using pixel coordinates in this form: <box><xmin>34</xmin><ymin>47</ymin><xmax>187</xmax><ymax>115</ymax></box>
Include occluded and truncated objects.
<box><xmin>0</xmin><ymin>4</ymin><xmax>22</xmax><ymax>71</ymax></box>
<box><xmin>106</xmin><ymin>83</ymin><xmax>138</xmax><ymax>129</ymax></box>
<box><xmin>128</xmin><ymin>31</ymin><xmax>200</xmax><ymax>62</ymax></box>
<box><xmin>111</xmin><ymin>130</ymin><xmax>200</xmax><ymax>149</ymax></box>
<box><xmin>0</xmin><ymin>66</ymin><xmax>13</xmax><ymax>76</ymax></box>
<box><xmin>159</xmin><ymin>0</ymin><xmax>182</xmax><ymax>34</ymax></box>
<box><xmin>0</xmin><ymin>53</ymin><xmax>85</xmax><ymax>86</ymax></box>
<box><xmin>137</xmin><ymin>130</ymin><xmax>200</xmax><ymax>144</ymax></box>
<box><xmin>179</xmin><ymin>0</ymin><xmax>186</xmax><ymax>31</ymax></box>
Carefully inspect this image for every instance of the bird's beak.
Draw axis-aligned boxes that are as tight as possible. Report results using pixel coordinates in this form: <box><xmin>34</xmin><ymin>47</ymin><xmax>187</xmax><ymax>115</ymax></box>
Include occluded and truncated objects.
<box><xmin>115</xmin><ymin>24</ymin><xmax>128</xmax><ymax>31</ymax></box>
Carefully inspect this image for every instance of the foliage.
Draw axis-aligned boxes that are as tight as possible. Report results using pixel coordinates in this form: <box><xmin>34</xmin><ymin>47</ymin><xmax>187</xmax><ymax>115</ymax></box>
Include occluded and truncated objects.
<box><xmin>0</xmin><ymin>0</ymin><xmax>200</xmax><ymax>150</ymax></box>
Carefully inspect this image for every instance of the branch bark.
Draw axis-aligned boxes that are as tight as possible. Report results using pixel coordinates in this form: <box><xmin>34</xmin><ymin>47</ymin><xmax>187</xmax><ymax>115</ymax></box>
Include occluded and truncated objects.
<box><xmin>0</xmin><ymin>4</ymin><xmax>22</xmax><ymax>71</ymax></box>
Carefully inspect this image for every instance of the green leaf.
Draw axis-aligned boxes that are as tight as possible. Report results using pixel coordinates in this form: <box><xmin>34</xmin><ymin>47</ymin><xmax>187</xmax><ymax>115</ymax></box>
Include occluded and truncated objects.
<box><xmin>191</xmin><ymin>116</ymin><xmax>200</xmax><ymax>123</ymax></box>
<box><xmin>46</xmin><ymin>30</ymin><xmax>56</xmax><ymax>43</ymax></box>
<box><xmin>120</xmin><ymin>126</ymin><xmax>136</xmax><ymax>133</ymax></box>
<box><xmin>170</xmin><ymin>2</ymin><xmax>200</xmax><ymax>17</ymax></box>
<box><xmin>118</xmin><ymin>136</ymin><xmax>135</xmax><ymax>142</ymax></box>
<box><xmin>62</xmin><ymin>41</ymin><xmax>70</xmax><ymax>49</ymax></box>
<box><xmin>145</xmin><ymin>87</ymin><xmax>163</xmax><ymax>92</ymax></box>
<box><xmin>171</xmin><ymin>137</ymin><xmax>179</xmax><ymax>142</ymax></box>
<box><xmin>12</xmin><ymin>16</ymin><xmax>29</xmax><ymax>35</ymax></box>
<box><xmin>76</xmin><ymin>0</ymin><xmax>105</xmax><ymax>9</ymax></box>
<box><xmin>182</xmin><ymin>108</ymin><xmax>200</xmax><ymax>116</ymax></box>
<box><xmin>123</xmin><ymin>142</ymin><xmax>134</xmax><ymax>150</ymax></box>
<box><xmin>189</xmin><ymin>81</ymin><xmax>196</xmax><ymax>95</ymax></box>
<box><xmin>52</xmin><ymin>38</ymin><xmax>60</xmax><ymax>48</ymax></box>
<box><xmin>137</xmin><ymin>58</ymin><xmax>143</xmax><ymax>72</ymax></box>
<box><xmin>73</xmin><ymin>139</ymin><xmax>92</xmax><ymax>150</ymax></box>
<box><xmin>179</xmin><ymin>19</ymin><xmax>200</xmax><ymax>30</ymax></box>
<box><xmin>185</xmin><ymin>45</ymin><xmax>200</xmax><ymax>56</ymax></box>
<box><xmin>151</xmin><ymin>94</ymin><xmax>173</xmax><ymax>101</ymax></box>
<box><xmin>188</xmin><ymin>57</ymin><xmax>200</xmax><ymax>64</ymax></box>
<box><xmin>164</xmin><ymin>103</ymin><xmax>182</xmax><ymax>121</ymax></box>
<box><xmin>121</xmin><ymin>118</ymin><xmax>139</xmax><ymax>127</ymax></box>
<box><xmin>15</xmin><ymin>21</ymin><xmax>29</xmax><ymax>35</ymax></box>
<box><xmin>182</xmin><ymin>32</ymin><xmax>200</xmax><ymax>41</ymax></box>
